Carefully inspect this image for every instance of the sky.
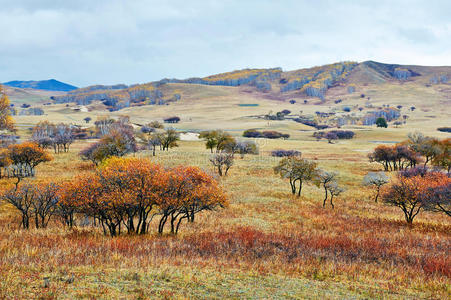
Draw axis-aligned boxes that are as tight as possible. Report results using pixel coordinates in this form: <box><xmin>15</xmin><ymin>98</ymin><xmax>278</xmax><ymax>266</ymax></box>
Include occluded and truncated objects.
<box><xmin>1</xmin><ymin>0</ymin><xmax>451</xmax><ymax>87</ymax></box>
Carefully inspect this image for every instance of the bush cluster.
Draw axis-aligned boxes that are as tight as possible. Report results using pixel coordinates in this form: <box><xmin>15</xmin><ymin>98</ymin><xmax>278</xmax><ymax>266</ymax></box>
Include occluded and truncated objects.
<box><xmin>243</xmin><ymin>129</ymin><xmax>289</xmax><ymax>139</ymax></box>
<box><xmin>271</xmin><ymin>149</ymin><xmax>301</xmax><ymax>157</ymax></box>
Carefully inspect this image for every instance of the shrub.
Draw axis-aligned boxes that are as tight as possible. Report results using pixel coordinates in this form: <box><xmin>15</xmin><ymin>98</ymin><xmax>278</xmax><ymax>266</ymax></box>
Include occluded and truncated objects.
<box><xmin>243</xmin><ymin>129</ymin><xmax>262</xmax><ymax>138</ymax></box>
<box><xmin>243</xmin><ymin>130</ymin><xmax>289</xmax><ymax>139</ymax></box>
<box><xmin>164</xmin><ymin>116</ymin><xmax>180</xmax><ymax>123</ymax></box>
<box><xmin>236</xmin><ymin>141</ymin><xmax>259</xmax><ymax>158</ymax></box>
<box><xmin>271</xmin><ymin>150</ymin><xmax>301</xmax><ymax>157</ymax></box>
<box><xmin>313</xmin><ymin>130</ymin><xmax>355</xmax><ymax>141</ymax></box>
<box><xmin>437</xmin><ymin>127</ymin><xmax>451</xmax><ymax>133</ymax></box>
<box><xmin>280</xmin><ymin>109</ymin><xmax>291</xmax><ymax>115</ymax></box>
<box><xmin>262</xmin><ymin>131</ymin><xmax>289</xmax><ymax>139</ymax></box>
<box><xmin>325</xmin><ymin>132</ymin><xmax>338</xmax><ymax>143</ymax></box>
<box><xmin>289</xmin><ymin>100</ymin><xmax>296</xmax><ymax>104</ymax></box>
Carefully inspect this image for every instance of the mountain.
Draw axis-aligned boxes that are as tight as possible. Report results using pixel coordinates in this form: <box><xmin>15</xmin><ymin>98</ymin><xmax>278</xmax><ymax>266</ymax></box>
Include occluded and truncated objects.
<box><xmin>3</xmin><ymin>79</ymin><xmax>78</xmax><ymax>92</ymax></box>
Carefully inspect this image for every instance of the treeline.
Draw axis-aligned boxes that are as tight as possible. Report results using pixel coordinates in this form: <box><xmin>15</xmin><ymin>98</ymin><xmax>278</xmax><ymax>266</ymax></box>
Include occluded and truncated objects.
<box><xmin>52</xmin><ymin>83</ymin><xmax>180</xmax><ymax>111</ymax></box>
<box><xmin>2</xmin><ymin>157</ymin><xmax>227</xmax><ymax>236</ymax></box>
<box><xmin>165</xmin><ymin>68</ymin><xmax>282</xmax><ymax>90</ymax></box>
<box><xmin>279</xmin><ymin>62</ymin><xmax>357</xmax><ymax>99</ymax></box>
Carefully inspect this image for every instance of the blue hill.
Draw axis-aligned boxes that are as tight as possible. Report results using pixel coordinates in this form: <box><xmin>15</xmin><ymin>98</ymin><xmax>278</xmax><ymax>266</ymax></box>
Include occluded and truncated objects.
<box><xmin>3</xmin><ymin>79</ymin><xmax>78</xmax><ymax>92</ymax></box>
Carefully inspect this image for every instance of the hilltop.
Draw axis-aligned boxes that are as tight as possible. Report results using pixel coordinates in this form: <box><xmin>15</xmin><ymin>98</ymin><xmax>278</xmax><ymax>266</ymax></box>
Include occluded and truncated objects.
<box><xmin>3</xmin><ymin>79</ymin><xmax>78</xmax><ymax>92</ymax></box>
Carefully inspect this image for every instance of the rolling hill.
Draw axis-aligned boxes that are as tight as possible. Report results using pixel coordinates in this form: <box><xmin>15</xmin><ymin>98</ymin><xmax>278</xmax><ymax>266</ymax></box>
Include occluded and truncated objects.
<box><xmin>6</xmin><ymin>60</ymin><xmax>451</xmax><ymax>133</ymax></box>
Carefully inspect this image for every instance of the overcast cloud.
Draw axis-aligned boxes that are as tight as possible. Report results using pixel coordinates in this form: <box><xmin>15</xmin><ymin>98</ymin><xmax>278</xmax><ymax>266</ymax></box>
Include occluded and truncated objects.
<box><xmin>1</xmin><ymin>0</ymin><xmax>450</xmax><ymax>87</ymax></box>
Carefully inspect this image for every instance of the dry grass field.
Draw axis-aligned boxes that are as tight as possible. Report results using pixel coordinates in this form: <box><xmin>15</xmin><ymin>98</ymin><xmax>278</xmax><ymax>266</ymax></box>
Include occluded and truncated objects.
<box><xmin>1</xmin><ymin>71</ymin><xmax>450</xmax><ymax>298</ymax></box>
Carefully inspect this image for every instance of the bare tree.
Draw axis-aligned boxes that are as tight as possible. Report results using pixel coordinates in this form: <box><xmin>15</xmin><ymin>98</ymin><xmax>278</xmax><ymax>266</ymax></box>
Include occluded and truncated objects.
<box><xmin>210</xmin><ymin>153</ymin><xmax>234</xmax><ymax>176</ymax></box>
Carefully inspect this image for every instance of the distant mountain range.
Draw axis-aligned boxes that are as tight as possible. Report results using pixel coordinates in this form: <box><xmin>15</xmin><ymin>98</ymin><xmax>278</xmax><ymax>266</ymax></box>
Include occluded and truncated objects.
<box><xmin>3</xmin><ymin>79</ymin><xmax>78</xmax><ymax>92</ymax></box>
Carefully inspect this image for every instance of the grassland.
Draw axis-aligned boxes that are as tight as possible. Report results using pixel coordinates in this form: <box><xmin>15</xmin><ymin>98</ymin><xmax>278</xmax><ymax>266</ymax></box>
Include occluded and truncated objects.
<box><xmin>0</xmin><ymin>126</ymin><xmax>450</xmax><ymax>298</ymax></box>
<box><xmin>1</xmin><ymin>68</ymin><xmax>450</xmax><ymax>298</ymax></box>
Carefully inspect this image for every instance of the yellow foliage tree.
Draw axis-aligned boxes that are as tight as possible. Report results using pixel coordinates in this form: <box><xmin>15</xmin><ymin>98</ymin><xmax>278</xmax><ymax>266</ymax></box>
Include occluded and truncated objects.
<box><xmin>0</xmin><ymin>84</ymin><xmax>15</xmax><ymax>131</ymax></box>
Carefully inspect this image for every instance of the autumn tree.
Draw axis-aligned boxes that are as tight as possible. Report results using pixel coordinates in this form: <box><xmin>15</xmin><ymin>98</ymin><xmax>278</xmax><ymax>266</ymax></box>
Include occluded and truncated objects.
<box><xmin>2</xmin><ymin>182</ymin><xmax>60</xmax><ymax>229</ymax></box>
<box><xmin>0</xmin><ymin>84</ymin><xmax>15</xmax><ymax>132</ymax></box>
<box><xmin>2</xmin><ymin>184</ymin><xmax>35</xmax><ymax>229</ymax></box>
<box><xmin>31</xmin><ymin>121</ymin><xmax>55</xmax><ymax>149</ymax></box>
<box><xmin>156</xmin><ymin>165</ymin><xmax>227</xmax><ymax>234</ymax></box>
<box><xmin>53</xmin><ymin>123</ymin><xmax>74</xmax><ymax>153</ymax></box>
<box><xmin>382</xmin><ymin>172</ymin><xmax>449</xmax><ymax>224</ymax></box>
<box><xmin>60</xmin><ymin>158</ymin><xmax>227</xmax><ymax>236</ymax></box>
<box><xmin>199</xmin><ymin>130</ymin><xmax>219</xmax><ymax>153</ymax></box>
<box><xmin>368</xmin><ymin>145</ymin><xmax>418</xmax><ymax>171</ymax></box>
<box><xmin>31</xmin><ymin>182</ymin><xmax>60</xmax><ymax>228</ymax></box>
<box><xmin>274</xmin><ymin>157</ymin><xmax>317</xmax><ymax>196</ymax></box>
<box><xmin>200</xmin><ymin>130</ymin><xmax>236</xmax><ymax>153</ymax></box>
<box><xmin>7</xmin><ymin>142</ymin><xmax>53</xmax><ymax>187</ymax></box>
<box><xmin>0</xmin><ymin>148</ymin><xmax>11</xmax><ymax>178</ymax></box>
<box><xmin>80</xmin><ymin>127</ymin><xmax>137</xmax><ymax>165</ymax></box>
<box><xmin>138</xmin><ymin>131</ymin><xmax>161</xmax><ymax>156</ymax></box>
<box><xmin>235</xmin><ymin>141</ymin><xmax>259</xmax><ymax>158</ymax></box>
<box><xmin>363</xmin><ymin>172</ymin><xmax>390</xmax><ymax>202</ymax></box>
<box><xmin>406</xmin><ymin>132</ymin><xmax>442</xmax><ymax>167</ymax></box>
<box><xmin>431</xmin><ymin>138</ymin><xmax>450</xmax><ymax>173</ymax></box>
<box><xmin>420</xmin><ymin>183</ymin><xmax>451</xmax><ymax>217</ymax></box>
<box><xmin>159</xmin><ymin>128</ymin><xmax>180</xmax><ymax>151</ymax></box>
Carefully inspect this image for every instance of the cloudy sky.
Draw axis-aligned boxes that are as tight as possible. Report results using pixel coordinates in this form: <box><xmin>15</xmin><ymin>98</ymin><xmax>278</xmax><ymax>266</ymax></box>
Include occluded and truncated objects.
<box><xmin>1</xmin><ymin>0</ymin><xmax>450</xmax><ymax>87</ymax></box>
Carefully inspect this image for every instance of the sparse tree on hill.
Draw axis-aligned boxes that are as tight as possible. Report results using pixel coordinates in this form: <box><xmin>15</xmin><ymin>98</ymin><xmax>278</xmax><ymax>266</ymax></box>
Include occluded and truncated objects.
<box><xmin>7</xmin><ymin>142</ymin><xmax>53</xmax><ymax>188</ymax></box>
<box><xmin>325</xmin><ymin>181</ymin><xmax>344</xmax><ymax>209</ymax></box>
<box><xmin>376</xmin><ymin>117</ymin><xmax>388</xmax><ymax>128</ymax></box>
<box><xmin>363</xmin><ymin>172</ymin><xmax>389</xmax><ymax>202</ymax></box>
<box><xmin>210</xmin><ymin>153</ymin><xmax>234</xmax><ymax>176</ymax></box>
<box><xmin>315</xmin><ymin>170</ymin><xmax>338</xmax><ymax>207</ymax></box>
<box><xmin>274</xmin><ymin>157</ymin><xmax>317</xmax><ymax>196</ymax></box>
<box><xmin>199</xmin><ymin>130</ymin><xmax>219</xmax><ymax>153</ymax></box>
<box><xmin>159</xmin><ymin>128</ymin><xmax>180</xmax><ymax>151</ymax></box>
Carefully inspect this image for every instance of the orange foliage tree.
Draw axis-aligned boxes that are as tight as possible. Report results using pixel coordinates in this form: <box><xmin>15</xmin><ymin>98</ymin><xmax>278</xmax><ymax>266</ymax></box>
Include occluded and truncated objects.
<box><xmin>7</xmin><ymin>142</ymin><xmax>53</xmax><ymax>188</ymax></box>
<box><xmin>0</xmin><ymin>84</ymin><xmax>15</xmax><ymax>131</ymax></box>
<box><xmin>60</xmin><ymin>158</ymin><xmax>227</xmax><ymax>236</ymax></box>
<box><xmin>382</xmin><ymin>172</ymin><xmax>450</xmax><ymax>224</ymax></box>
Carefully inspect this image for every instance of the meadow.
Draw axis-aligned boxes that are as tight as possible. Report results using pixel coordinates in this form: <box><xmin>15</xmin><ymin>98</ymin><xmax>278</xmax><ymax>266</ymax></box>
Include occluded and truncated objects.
<box><xmin>0</xmin><ymin>126</ymin><xmax>449</xmax><ymax>299</ymax></box>
<box><xmin>1</xmin><ymin>72</ymin><xmax>450</xmax><ymax>298</ymax></box>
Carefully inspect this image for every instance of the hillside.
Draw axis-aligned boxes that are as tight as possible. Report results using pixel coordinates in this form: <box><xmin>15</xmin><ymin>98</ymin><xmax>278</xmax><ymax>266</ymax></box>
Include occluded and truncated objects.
<box><xmin>3</xmin><ymin>79</ymin><xmax>77</xmax><ymax>92</ymax></box>
<box><xmin>6</xmin><ymin>60</ymin><xmax>451</xmax><ymax>132</ymax></box>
